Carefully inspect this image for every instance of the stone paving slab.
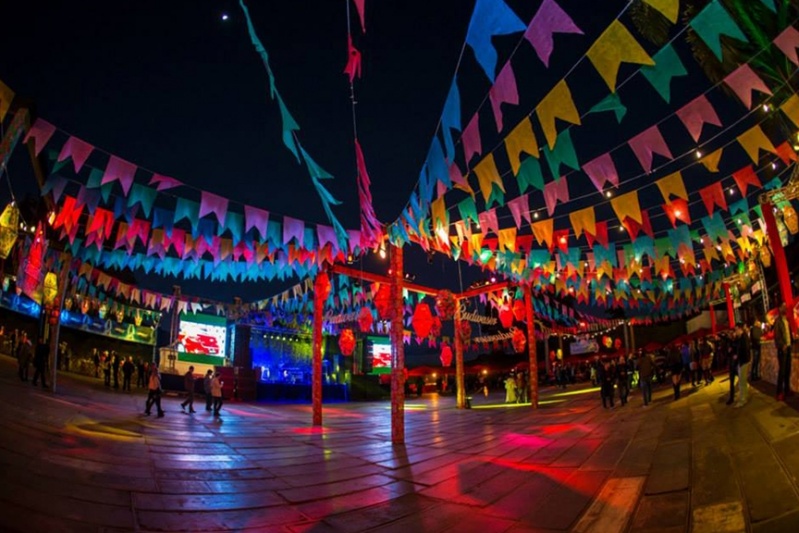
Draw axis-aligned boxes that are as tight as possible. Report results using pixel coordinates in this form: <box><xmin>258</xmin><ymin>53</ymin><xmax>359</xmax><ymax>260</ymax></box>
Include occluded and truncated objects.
<box><xmin>3</xmin><ymin>355</ymin><xmax>799</xmax><ymax>532</ymax></box>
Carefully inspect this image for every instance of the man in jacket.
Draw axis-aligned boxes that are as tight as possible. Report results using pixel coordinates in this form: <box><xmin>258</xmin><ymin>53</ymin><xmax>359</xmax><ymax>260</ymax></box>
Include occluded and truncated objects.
<box><xmin>774</xmin><ymin>304</ymin><xmax>793</xmax><ymax>401</ymax></box>
<box><xmin>31</xmin><ymin>339</ymin><xmax>49</xmax><ymax>388</ymax></box>
<box><xmin>180</xmin><ymin>366</ymin><xmax>196</xmax><ymax>413</ymax></box>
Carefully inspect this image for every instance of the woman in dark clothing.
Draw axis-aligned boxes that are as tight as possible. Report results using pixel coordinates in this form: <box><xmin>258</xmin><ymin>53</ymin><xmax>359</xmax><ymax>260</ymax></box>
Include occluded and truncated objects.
<box><xmin>599</xmin><ymin>360</ymin><xmax>615</xmax><ymax>408</ymax></box>
<box><xmin>616</xmin><ymin>357</ymin><xmax>629</xmax><ymax>406</ymax></box>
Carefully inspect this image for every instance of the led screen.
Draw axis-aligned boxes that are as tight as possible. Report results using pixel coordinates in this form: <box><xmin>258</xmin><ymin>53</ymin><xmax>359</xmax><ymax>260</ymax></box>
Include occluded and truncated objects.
<box><xmin>178</xmin><ymin>314</ymin><xmax>227</xmax><ymax>358</ymax></box>
<box><xmin>368</xmin><ymin>336</ymin><xmax>392</xmax><ymax>374</ymax></box>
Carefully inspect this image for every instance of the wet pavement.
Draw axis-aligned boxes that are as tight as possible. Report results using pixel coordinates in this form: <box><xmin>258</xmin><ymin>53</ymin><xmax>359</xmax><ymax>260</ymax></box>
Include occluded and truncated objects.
<box><xmin>1</xmin><ymin>355</ymin><xmax>798</xmax><ymax>532</ymax></box>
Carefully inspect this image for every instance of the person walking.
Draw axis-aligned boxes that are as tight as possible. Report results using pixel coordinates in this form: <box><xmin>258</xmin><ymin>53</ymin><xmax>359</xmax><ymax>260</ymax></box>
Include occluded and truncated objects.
<box><xmin>774</xmin><ymin>304</ymin><xmax>793</xmax><ymax>401</ymax></box>
<box><xmin>112</xmin><ymin>351</ymin><xmax>121</xmax><ymax>390</ymax></box>
<box><xmin>750</xmin><ymin>319</ymin><xmax>762</xmax><ymax>381</ymax></box>
<box><xmin>31</xmin><ymin>339</ymin><xmax>49</xmax><ymax>388</ymax></box>
<box><xmin>699</xmin><ymin>339</ymin><xmax>714</xmax><ymax>385</ymax></box>
<box><xmin>617</xmin><ymin>356</ymin><xmax>629</xmax><ymax>406</ymax></box>
<box><xmin>204</xmin><ymin>369</ymin><xmax>214</xmax><ymax>411</ymax></box>
<box><xmin>121</xmin><ymin>356</ymin><xmax>135</xmax><ymax>392</ymax></box>
<box><xmin>599</xmin><ymin>360</ymin><xmax>615</xmax><ymax>409</ymax></box>
<box><xmin>16</xmin><ymin>332</ymin><xmax>31</xmax><ymax>382</ymax></box>
<box><xmin>211</xmin><ymin>371</ymin><xmax>224</xmax><ymax>417</ymax></box>
<box><xmin>103</xmin><ymin>352</ymin><xmax>111</xmax><ymax>387</ymax></box>
<box><xmin>180</xmin><ymin>366</ymin><xmax>197</xmax><ymax>413</ymax></box>
<box><xmin>735</xmin><ymin>325</ymin><xmax>752</xmax><ymax>408</ymax></box>
<box><xmin>667</xmin><ymin>345</ymin><xmax>683</xmax><ymax>400</ymax></box>
<box><xmin>144</xmin><ymin>365</ymin><xmax>165</xmax><ymax>417</ymax></box>
<box><xmin>638</xmin><ymin>351</ymin><xmax>654</xmax><ymax>407</ymax></box>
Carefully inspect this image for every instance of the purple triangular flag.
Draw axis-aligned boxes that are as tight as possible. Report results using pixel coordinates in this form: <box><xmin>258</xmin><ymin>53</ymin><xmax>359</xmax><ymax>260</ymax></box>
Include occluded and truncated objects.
<box><xmin>524</xmin><ymin>0</ymin><xmax>583</xmax><ymax>67</ymax></box>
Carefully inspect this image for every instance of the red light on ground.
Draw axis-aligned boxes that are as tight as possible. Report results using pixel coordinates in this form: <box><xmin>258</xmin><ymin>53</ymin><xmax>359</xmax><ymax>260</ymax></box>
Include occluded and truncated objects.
<box><xmin>291</xmin><ymin>426</ymin><xmax>328</xmax><ymax>435</ymax></box>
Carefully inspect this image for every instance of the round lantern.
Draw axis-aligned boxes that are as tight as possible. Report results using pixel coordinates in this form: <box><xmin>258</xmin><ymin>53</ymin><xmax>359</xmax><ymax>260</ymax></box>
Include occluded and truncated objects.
<box><xmin>614</xmin><ymin>338</ymin><xmax>622</xmax><ymax>349</ymax></box>
<box><xmin>760</xmin><ymin>245</ymin><xmax>772</xmax><ymax>268</ymax></box>
<box><xmin>339</xmin><ymin>329</ymin><xmax>356</xmax><ymax>356</ymax></box>
<box><xmin>499</xmin><ymin>305</ymin><xmax>514</xmax><ymax>329</ymax></box>
<box><xmin>316</xmin><ymin>272</ymin><xmax>332</xmax><ymax>302</ymax></box>
<box><xmin>783</xmin><ymin>205</ymin><xmax>799</xmax><ymax>235</ymax></box>
<box><xmin>602</xmin><ymin>336</ymin><xmax>613</xmax><ymax>349</ymax></box>
<box><xmin>412</xmin><ymin>303</ymin><xmax>434</xmax><ymax>339</ymax></box>
<box><xmin>512</xmin><ymin>329</ymin><xmax>527</xmax><ymax>353</ymax></box>
<box><xmin>440</xmin><ymin>343</ymin><xmax>453</xmax><ymax>367</ymax></box>
<box><xmin>429</xmin><ymin>316</ymin><xmax>442</xmax><ymax>339</ymax></box>
<box><xmin>0</xmin><ymin>201</ymin><xmax>20</xmax><ymax>260</ymax></box>
<box><xmin>357</xmin><ymin>306</ymin><xmax>374</xmax><ymax>333</ymax></box>
<box><xmin>458</xmin><ymin>320</ymin><xmax>472</xmax><ymax>345</ymax></box>
<box><xmin>434</xmin><ymin>290</ymin><xmax>456</xmax><ymax>320</ymax></box>
<box><xmin>512</xmin><ymin>298</ymin><xmax>525</xmax><ymax>322</ymax></box>
<box><xmin>42</xmin><ymin>272</ymin><xmax>58</xmax><ymax>306</ymax></box>
<box><xmin>373</xmin><ymin>284</ymin><xmax>393</xmax><ymax>319</ymax></box>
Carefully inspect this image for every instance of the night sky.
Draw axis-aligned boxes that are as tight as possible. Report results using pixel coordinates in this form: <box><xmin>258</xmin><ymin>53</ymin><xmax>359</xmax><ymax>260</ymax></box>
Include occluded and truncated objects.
<box><xmin>0</xmin><ymin>1</ymin><xmax>777</xmax><ymax>307</ymax></box>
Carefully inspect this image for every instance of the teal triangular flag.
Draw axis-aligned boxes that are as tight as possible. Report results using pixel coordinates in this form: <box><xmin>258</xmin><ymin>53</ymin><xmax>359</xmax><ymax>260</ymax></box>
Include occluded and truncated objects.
<box><xmin>689</xmin><ymin>0</ymin><xmax>748</xmax><ymax>60</ymax></box>
<box><xmin>543</xmin><ymin>130</ymin><xmax>580</xmax><ymax>178</ymax></box>
<box><xmin>641</xmin><ymin>44</ymin><xmax>687</xmax><ymax>103</ymax></box>
<box><xmin>517</xmin><ymin>156</ymin><xmax>544</xmax><ymax>193</ymax></box>
<box><xmin>589</xmin><ymin>93</ymin><xmax>627</xmax><ymax>123</ymax></box>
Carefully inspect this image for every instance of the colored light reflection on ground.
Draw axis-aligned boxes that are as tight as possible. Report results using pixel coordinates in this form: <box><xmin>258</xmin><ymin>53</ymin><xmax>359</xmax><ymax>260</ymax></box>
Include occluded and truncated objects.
<box><xmin>550</xmin><ymin>386</ymin><xmax>601</xmax><ymax>397</ymax></box>
<box><xmin>291</xmin><ymin>426</ymin><xmax>329</xmax><ymax>435</ymax></box>
<box><xmin>503</xmin><ymin>433</ymin><xmax>553</xmax><ymax>448</ymax></box>
<box><xmin>65</xmin><ymin>416</ymin><xmax>143</xmax><ymax>442</ymax></box>
<box><xmin>471</xmin><ymin>399</ymin><xmax>565</xmax><ymax>409</ymax></box>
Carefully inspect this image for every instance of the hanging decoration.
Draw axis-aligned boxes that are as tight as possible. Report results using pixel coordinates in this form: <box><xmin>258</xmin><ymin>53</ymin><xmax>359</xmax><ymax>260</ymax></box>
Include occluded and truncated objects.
<box><xmin>42</xmin><ymin>272</ymin><xmax>58</xmax><ymax>306</ymax></box>
<box><xmin>429</xmin><ymin>316</ymin><xmax>442</xmax><ymax>339</ymax></box>
<box><xmin>373</xmin><ymin>284</ymin><xmax>392</xmax><ymax>319</ymax></box>
<box><xmin>511</xmin><ymin>328</ymin><xmax>527</xmax><ymax>353</ymax></box>
<box><xmin>339</xmin><ymin>328</ymin><xmax>356</xmax><ymax>356</ymax></box>
<box><xmin>782</xmin><ymin>205</ymin><xmax>798</xmax><ymax>235</ymax></box>
<box><xmin>0</xmin><ymin>201</ymin><xmax>20</xmax><ymax>259</ymax></box>
<box><xmin>602</xmin><ymin>335</ymin><xmax>613</xmax><ymax>348</ymax></box>
<box><xmin>458</xmin><ymin>320</ymin><xmax>472</xmax><ymax>346</ymax></box>
<box><xmin>512</xmin><ymin>298</ymin><xmax>525</xmax><ymax>321</ymax></box>
<box><xmin>412</xmin><ymin>303</ymin><xmax>434</xmax><ymax>339</ymax></box>
<box><xmin>440</xmin><ymin>342</ymin><xmax>453</xmax><ymax>367</ymax></box>
<box><xmin>499</xmin><ymin>303</ymin><xmax>514</xmax><ymax>329</ymax></box>
<box><xmin>434</xmin><ymin>289</ymin><xmax>456</xmax><ymax>320</ymax></box>
<box><xmin>357</xmin><ymin>306</ymin><xmax>373</xmax><ymax>333</ymax></box>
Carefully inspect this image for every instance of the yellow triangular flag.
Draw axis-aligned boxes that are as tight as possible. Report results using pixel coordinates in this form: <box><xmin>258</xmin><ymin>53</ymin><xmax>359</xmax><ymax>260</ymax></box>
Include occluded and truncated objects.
<box><xmin>699</xmin><ymin>147</ymin><xmax>723</xmax><ymax>172</ymax></box>
<box><xmin>736</xmin><ymin>125</ymin><xmax>777</xmax><ymax>163</ymax></box>
<box><xmin>781</xmin><ymin>94</ymin><xmax>799</xmax><ymax>128</ymax></box>
<box><xmin>643</xmin><ymin>0</ymin><xmax>679</xmax><ymax>23</ymax></box>
<box><xmin>498</xmin><ymin>228</ymin><xmax>517</xmax><ymax>252</ymax></box>
<box><xmin>587</xmin><ymin>20</ymin><xmax>655</xmax><ymax>92</ymax></box>
<box><xmin>531</xmin><ymin>218</ymin><xmax>554</xmax><ymax>247</ymax></box>
<box><xmin>569</xmin><ymin>206</ymin><xmax>596</xmax><ymax>239</ymax></box>
<box><xmin>430</xmin><ymin>196</ymin><xmax>447</xmax><ymax>230</ymax></box>
<box><xmin>610</xmin><ymin>191</ymin><xmax>642</xmax><ymax>224</ymax></box>
<box><xmin>504</xmin><ymin>117</ymin><xmax>539</xmax><ymax>175</ymax></box>
<box><xmin>470</xmin><ymin>233</ymin><xmax>484</xmax><ymax>253</ymax></box>
<box><xmin>536</xmin><ymin>80</ymin><xmax>581</xmax><ymax>150</ymax></box>
<box><xmin>655</xmin><ymin>171</ymin><xmax>688</xmax><ymax>201</ymax></box>
<box><xmin>473</xmin><ymin>154</ymin><xmax>505</xmax><ymax>204</ymax></box>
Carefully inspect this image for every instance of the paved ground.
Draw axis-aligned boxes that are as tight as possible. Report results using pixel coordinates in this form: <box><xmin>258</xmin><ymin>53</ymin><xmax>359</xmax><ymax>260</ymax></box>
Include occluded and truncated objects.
<box><xmin>1</xmin><ymin>356</ymin><xmax>799</xmax><ymax>532</ymax></box>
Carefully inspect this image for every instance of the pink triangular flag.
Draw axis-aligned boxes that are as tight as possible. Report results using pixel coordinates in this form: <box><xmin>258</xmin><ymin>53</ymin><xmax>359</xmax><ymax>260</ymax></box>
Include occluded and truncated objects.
<box><xmin>101</xmin><ymin>155</ymin><xmax>137</xmax><ymax>196</ymax></box>
<box><xmin>628</xmin><ymin>124</ymin><xmax>672</xmax><ymax>173</ymax></box>
<box><xmin>283</xmin><ymin>216</ymin><xmax>305</xmax><ymax>246</ymax></box>
<box><xmin>462</xmin><ymin>113</ymin><xmax>482</xmax><ymax>165</ymax></box>
<box><xmin>353</xmin><ymin>0</ymin><xmax>366</xmax><ymax>32</ymax></box>
<box><xmin>581</xmin><ymin>152</ymin><xmax>618</xmax><ymax>192</ymax></box>
<box><xmin>507</xmin><ymin>194</ymin><xmax>530</xmax><ymax>229</ymax></box>
<box><xmin>774</xmin><ymin>26</ymin><xmax>799</xmax><ymax>66</ymax></box>
<box><xmin>149</xmin><ymin>173</ymin><xmax>183</xmax><ymax>191</ymax></box>
<box><xmin>23</xmin><ymin>118</ymin><xmax>56</xmax><ymax>156</ymax></box>
<box><xmin>676</xmin><ymin>95</ymin><xmax>722</xmax><ymax>142</ymax></box>
<box><xmin>244</xmin><ymin>205</ymin><xmax>269</xmax><ymax>238</ymax></box>
<box><xmin>543</xmin><ymin>177</ymin><xmax>569</xmax><ymax>216</ymax></box>
<box><xmin>57</xmin><ymin>136</ymin><xmax>94</xmax><ymax>173</ymax></box>
<box><xmin>199</xmin><ymin>191</ymin><xmax>229</xmax><ymax>225</ymax></box>
<box><xmin>524</xmin><ymin>0</ymin><xmax>583</xmax><ymax>67</ymax></box>
<box><xmin>724</xmin><ymin>64</ymin><xmax>772</xmax><ymax>109</ymax></box>
<box><xmin>489</xmin><ymin>62</ymin><xmax>519</xmax><ymax>131</ymax></box>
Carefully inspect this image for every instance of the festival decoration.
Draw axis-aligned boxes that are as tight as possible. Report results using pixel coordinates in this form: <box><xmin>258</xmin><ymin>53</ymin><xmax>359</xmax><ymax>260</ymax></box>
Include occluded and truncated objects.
<box><xmin>339</xmin><ymin>328</ymin><xmax>356</xmax><ymax>356</ymax></box>
<box><xmin>512</xmin><ymin>298</ymin><xmax>525</xmax><ymax>322</ymax></box>
<box><xmin>357</xmin><ymin>306</ymin><xmax>373</xmax><ymax>333</ymax></box>
<box><xmin>42</xmin><ymin>272</ymin><xmax>58</xmax><ymax>306</ymax></box>
<box><xmin>440</xmin><ymin>342</ymin><xmax>453</xmax><ymax>367</ymax></box>
<box><xmin>0</xmin><ymin>201</ymin><xmax>20</xmax><ymax>259</ymax></box>
<box><xmin>435</xmin><ymin>289</ymin><xmax>456</xmax><ymax>320</ymax></box>
<box><xmin>19</xmin><ymin>223</ymin><xmax>46</xmax><ymax>300</ymax></box>
<box><xmin>614</xmin><ymin>338</ymin><xmax>622</xmax><ymax>350</ymax></box>
<box><xmin>499</xmin><ymin>304</ymin><xmax>514</xmax><ymax>329</ymax></box>
<box><xmin>511</xmin><ymin>328</ymin><xmax>526</xmax><ymax>353</ymax></box>
<box><xmin>412</xmin><ymin>303</ymin><xmax>434</xmax><ymax>339</ymax></box>
<box><xmin>602</xmin><ymin>335</ymin><xmax>612</xmax><ymax>349</ymax></box>
<box><xmin>458</xmin><ymin>320</ymin><xmax>472</xmax><ymax>346</ymax></box>
<box><xmin>782</xmin><ymin>205</ymin><xmax>798</xmax><ymax>235</ymax></box>
<box><xmin>374</xmin><ymin>284</ymin><xmax>392</xmax><ymax>319</ymax></box>
<box><xmin>429</xmin><ymin>316</ymin><xmax>442</xmax><ymax>339</ymax></box>
<box><xmin>760</xmin><ymin>245</ymin><xmax>772</xmax><ymax>268</ymax></box>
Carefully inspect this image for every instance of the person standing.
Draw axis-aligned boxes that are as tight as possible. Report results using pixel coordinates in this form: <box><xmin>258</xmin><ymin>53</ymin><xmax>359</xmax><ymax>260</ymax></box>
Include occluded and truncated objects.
<box><xmin>112</xmin><ymin>351</ymin><xmax>121</xmax><ymax>390</ymax></box>
<box><xmin>136</xmin><ymin>359</ymin><xmax>146</xmax><ymax>389</ymax></box>
<box><xmin>211</xmin><ymin>371</ymin><xmax>224</xmax><ymax>417</ymax></box>
<box><xmin>31</xmin><ymin>339</ymin><xmax>49</xmax><ymax>388</ymax></box>
<box><xmin>667</xmin><ymin>345</ymin><xmax>683</xmax><ymax>400</ymax></box>
<box><xmin>599</xmin><ymin>360</ymin><xmax>615</xmax><ymax>409</ymax></box>
<box><xmin>16</xmin><ymin>332</ymin><xmax>31</xmax><ymax>382</ymax></box>
<box><xmin>144</xmin><ymin>365</ymin><xmax>165</xmax><ymax>417</ymax></box>
<box><xmin>638</xmin><ymin>351</ymin><xmax>654</xmax><ymax>407</ymax></box>
<box><xmin>121</xmin><ymin>356</ymin><xmax>135</xmax><ymax>392</ymax></box>
<box><xmin>735</xmin><ymin>325</ymin><xmax>752</xmax><ymax>408</ymax></box>
<box><xmin>92</xmin><ymin>348</ymin><xmax>100</xmax><ymax>378</ymax></box>
<box><xmin>504</xmin><ymin>374</ymin><xmax>517</xmax><ymax>403</ymax></box>
<box><xmin>750</xmin><ymin>320</ymin><xmax>762</xmax><ymax>381</ymax></box>
<box><xmin>774</xmin><ymin>303</ymin><xmax>793</xmax><ymax>401</ymax></box>
<box><xmin>103</xmin><ymin>352</ymin><xmax>111</xmax><ymax>387</ymax></box>
<box><xmin>180</xmin><ymin>366</ymin><xmax>197</xmax><ymax>413</ymax></box>
<box><xmin>204</xmin><ymin>369</ymin><xmax>214</xmax><ymax>411</ymax></box>
<box><xmin>617</xmin><ymin>356</ymin><xmax>629</xmax><ymax>406</ymax></box>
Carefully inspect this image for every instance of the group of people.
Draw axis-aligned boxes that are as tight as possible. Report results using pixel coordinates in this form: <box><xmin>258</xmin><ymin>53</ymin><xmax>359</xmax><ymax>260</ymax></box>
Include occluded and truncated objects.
<box><xmin>503</xmin><ymin>371</ymin><xmax>529</xmax><ymax>403</ymax></box>
<box><xmin>12</xmin><ymin>330</ymin><xmax>51</xmax><ymax>388</ymax></box>
<box><xmin>144</xmin><ymin>366</ymin><xmax>225</xmax><ymax>418</ymax></box>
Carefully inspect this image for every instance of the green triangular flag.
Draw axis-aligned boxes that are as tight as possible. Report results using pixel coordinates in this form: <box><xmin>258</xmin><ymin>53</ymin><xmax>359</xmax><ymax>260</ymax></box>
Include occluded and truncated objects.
<box><xmin>641</xmin><ymin>44</ymin><xmax>687</xmax><ymax>103</ymax></box>
<box><xmin>689</xmin><ymin>0</ymin><xmax>748</xmax><ymax>60</ymax></box>
<box><xmin>543</xmin><ymin>130</ymin><xmax>580</xmax><ymax>178</ymax></box>
<box><xmin>517</xmin><ymin>156</ymin><xmax>544</xmax><ymax>192</ymax></box>
<box><xmin>589</xmin><ymin>93</ymin><xmax>627</xmax><ymax>123</ymax></box>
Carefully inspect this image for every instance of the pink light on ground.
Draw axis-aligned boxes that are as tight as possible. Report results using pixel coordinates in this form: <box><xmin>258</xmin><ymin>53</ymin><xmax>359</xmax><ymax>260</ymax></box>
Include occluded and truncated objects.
<box><xmin>291</xmin><ymin>426</ymin><xmax>329</xmax><ymax>435</ymax></box>
<box><xmin>503</xmin><ymin>433</ymin><xmax>553</xmax><ymax>448</ymax></box>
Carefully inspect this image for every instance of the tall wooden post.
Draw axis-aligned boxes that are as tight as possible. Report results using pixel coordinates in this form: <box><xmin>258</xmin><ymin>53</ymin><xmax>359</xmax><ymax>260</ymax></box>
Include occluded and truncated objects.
<box><xmin>524</xmin><ymin>287</ymin><xmax>538</xmax><ymax>408</ymax></box>
<box><xmin>723</xmin><ymin>283</ymin><xmax>735</xmax><ymax>330</ymax></box>
<box><xmin>454</xmin><ymin>299</ymin><xmax>465</xmax><ymax>409</ymax></box>
<box><xmin>49</xmin><ymin>254</ymin><xmax>72</xmax><ymax>393</ymax></box>
<box><xmin>389</xmin><ymin>245</ymin><xmax>405</xmax><ymax>444</ymax></box>
<box><xmin>762</xmin><ymin>200</ymin><xmax>795</xmax><ymax>333</ymax></box>
<box><xmin>311</xmin><ymin>273</ymin><xmax>326</xmax><ymax>426</ymax></box>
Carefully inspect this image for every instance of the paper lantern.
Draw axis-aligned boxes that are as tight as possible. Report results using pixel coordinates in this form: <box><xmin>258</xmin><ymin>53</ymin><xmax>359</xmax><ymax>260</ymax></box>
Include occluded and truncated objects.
<box><xmin>42</xmin><ymin>272</ymin><xmax>58</xmax><ymax>306</ymax></box>
<box><xmin>760</xmin><ymin>245</ymin><xmax>772</xmax><ymax>267</ymax></box>
<box><xmin>0</xmin><ymin>202</ymin><xmax>20</xmax><ymax>260</ymax></box>
<box><xmin>512</xmin><ymin>329</ymin><xmax>527</xmax><ymax>353</ymax></box>
<box><xmin>429</xmin><ymin>316</ymin><xmax>442</xmax><ymax>339</ymax></box>
<box><xmin>316</xmin><ymin>272</ymin><xmax>332</xmax><ymax>301</ymax></box>
<box><xmin>412</xmin><ymin>303</ymin><xmax>434</xmax><ymax>339</ymax></box>
<box><xmin>602</xmin><ymin>336</ymin><xmax>613</xmax><ymax>349</ymax></box>
<box><xmin>512</xmin><ymin>298</ymin><xmax>525</xmax><ymax>322</ymax></box>
<box><xmin>339</xmin><ymin>329</ymin><xmax>356</xmax><ymax>356</ymax></box>
<box><xmin>374</xmin><ymin>284</ymin><xmax>393</xmax><ymax>319</ymax></box>
<box><xmin>440</xmin><ymin>343</ymin><xmax>453</xmax><ymax>367</ymax></box>
<box><xmin>783</xmin><ymin>205</ymin><xmax>799</xmax><ymax>234</ymax></box>
<box><xmin>614</xmin><ymin>338</ymin><xmax>622</xmax><ymax>349</ymax></box>
<box><xmin>434</xmin><ymin>290</ymin><xmax>456</xmax><ymax>320</ymax></box>
<box><xmin>458</xmin><ymin>320</ymin><xmax>472</xmax><ymax>345</ymax></box>
<box><xmin>357</xmin><ymin>306</ymin><xmax>374</xmax><ymax>333</ymax></box>
<box><xmin>499</xmin><ymin>305</ymin><xmax>514</xmax><ymax>329</ymax></box>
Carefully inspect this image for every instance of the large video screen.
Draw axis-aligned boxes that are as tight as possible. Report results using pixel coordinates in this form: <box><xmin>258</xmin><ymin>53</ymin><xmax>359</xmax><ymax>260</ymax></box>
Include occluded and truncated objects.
<box><xmin>368</xmin><ymin>336</ymin><xmax>392</xmax><ymax>374</ymax></box>
<box><xmin>177</xmin><ymin>313</ymin><xmax>227</xmax><ymax>361</ymax></box>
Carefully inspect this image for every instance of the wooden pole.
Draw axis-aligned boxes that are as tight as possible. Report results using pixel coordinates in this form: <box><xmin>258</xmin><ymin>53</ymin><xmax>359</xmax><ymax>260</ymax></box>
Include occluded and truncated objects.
<box><xmin>49</xmin><ymin>253</ymin><xmax>71</xmax><ymax>393</ymax></box>
<box><xmin>454</xmin><ymin>299</ymin><xmax>465</xmax><ymax>409</ymax></box>
<box><xmin>311</xmin><ymin>273</ymin><xmax>326</xmax><ymax>426</ymax></box>
<box><xmin>524</xmin><ymin>287</ymin><xmax>538</xmax><ymax>408</ymax></box>
<box><xmin>389</xmin><ymin>245</ymin><xmax>405</xmax><ymax>444</ymax></box>
<box><xmin>724</xmin><ymin>283</ymin><xmax>735</xmax><ymax>330</ymax></box>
